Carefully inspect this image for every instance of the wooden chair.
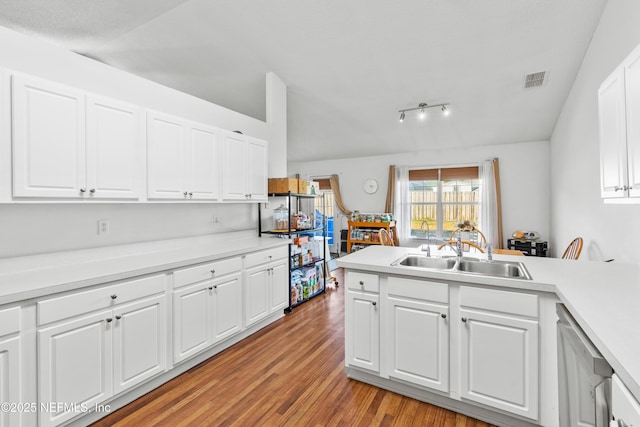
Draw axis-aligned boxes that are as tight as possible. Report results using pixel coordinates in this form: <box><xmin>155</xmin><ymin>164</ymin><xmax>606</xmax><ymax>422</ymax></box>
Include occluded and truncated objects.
<box><xmin>561</xmin><ymin>237</ymin><xmax>583</xmax><ymax>260</ymax></box>
<box><xmin>379</xmin><ymin>228</ymin><xmax>395</xmax><ymax>246</ymax></box>
<box><xmin>437</xmin><ymin>225</ymin><xmax>487</xmax><ymax>253</ymax></box>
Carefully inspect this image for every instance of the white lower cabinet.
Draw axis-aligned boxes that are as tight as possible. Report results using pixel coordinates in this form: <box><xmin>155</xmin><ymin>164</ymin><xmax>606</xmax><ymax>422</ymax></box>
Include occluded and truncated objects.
<box><xmin>345</xmin><ymin>271</ymin><xmax>380</xmax><ymax>373</ymax></box>
<box><xmin>345</xmin><ymin>271</ymin><xmax>542</xmax><ymax>424</ymax></box>
<box><xmin>112</xmin><ymin>296</ymin><xmax>167</xmax><ymax>394</ymax></box>
<box><xmin>459</xmin><ymin>286</ymin><xmax>539</xmax><ymax>420</ymax></box>
<box><xmin>387</xmin><ymin>277</ymin><xmax>449</xmax><ymax>393</ymax></box>
<box><xmin>173</xmin><ymin>267</ymin><xmax>243</xmax><ymax>364</ymax></box>
<box><xmin>0</xmin><ymin>307</ymin><xmax>22</xmax><ymax>427</ymax></box>
<box><xmin>244</xmin><ymin>247</ymin><xmax>288</xmax><ymax>327</ymax></box>
<box><xmin>38</xmin><ymin>310</ymin><xmax>113</xmax><ymax>427</ymax></box>
<box><xmin>37</xmin><ymin>278</ymin><xmax>167</xmax><ymax>427</ymax></box>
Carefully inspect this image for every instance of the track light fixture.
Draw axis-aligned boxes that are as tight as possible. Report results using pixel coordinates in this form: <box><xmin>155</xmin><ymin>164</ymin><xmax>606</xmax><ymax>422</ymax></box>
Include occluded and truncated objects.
<box><xmin>399</xmin><ymin>102</ymin><xmax>450</xmax><ymax>122</ymax></box>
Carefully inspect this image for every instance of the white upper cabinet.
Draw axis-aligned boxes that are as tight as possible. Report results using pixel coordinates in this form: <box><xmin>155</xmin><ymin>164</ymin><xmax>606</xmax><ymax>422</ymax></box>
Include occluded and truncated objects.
<box><xmin>222</xmin><ymin>132</ymin><xmax>248</xmax><ymax>200</ymax></box>
<box><xmin>599</xmin><ymin>69</ymin><xmax>627</xmax><ymax>198</ymax></box>
<box><xmin>12</xmin><ymin>74</ymin><xmax>86</xmax><ymax>198</ymax></box>
<box><xmin>12</xmin><ymin>74</ymin><xmax>141</xmax><ymax>200</ymax></box>
<box><xmin>624</xmin><ymin>50</ymin><xmax>640</xmax><ymax>198</ymax></box>
<box><xmin>147</xmin><ymin>112</ymin><xmax>186</xmax><ymax>199</ymax></box>
<box><xmin>86</xmin><ymin>95</ymin><xmax>141</xmax><ymax>199</ymax></box>
<box><xmin>222</xmin><ymin>132</ymin><xmax>267</xmax><ymax>202</ymax></box>
<box><xmin>147</xmin><ymin>112</ymin><xmax>222</xmax><ymax>200</ymax></box>
<box><xmin>186</xmin><ymin>123</ymin><xmax>221</xmax><ymax>200</ymax></box>
<box><xmin>599</xmin><ymin>43</ymin><xmax>640</xmax><ymax>199</ymax></box>
<box><xmin>9</xmin><ymin>71</ymin><xmax>265</xmax><ymax>203</ymax></box>
<box><xmin>247</xmin><ymin>137</ymin><xmax>268</xmax><ymax>201</ymax></box>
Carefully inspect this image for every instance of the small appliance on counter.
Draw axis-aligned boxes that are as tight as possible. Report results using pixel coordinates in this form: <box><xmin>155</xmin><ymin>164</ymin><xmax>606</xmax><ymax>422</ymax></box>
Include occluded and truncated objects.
<box><xmin>508</xmin><ymin>230</ymin><xmax>548</xmax><ymax>256</ymax></box>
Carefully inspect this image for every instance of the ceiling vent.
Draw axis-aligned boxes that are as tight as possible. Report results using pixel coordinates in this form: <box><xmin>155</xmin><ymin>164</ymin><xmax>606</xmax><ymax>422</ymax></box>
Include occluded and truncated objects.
<box><xmin>524</xmin><ymin>71</ymin><xmax>547</xmax><ymax>89</ymax></box>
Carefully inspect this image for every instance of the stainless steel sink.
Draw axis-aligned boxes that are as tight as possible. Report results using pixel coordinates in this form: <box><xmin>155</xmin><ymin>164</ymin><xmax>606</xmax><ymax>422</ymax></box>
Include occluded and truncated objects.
<box><xmin>395</xmin><ymin>255</ymin><xmax>457</xmax><ymax>269</ymax></box>
<box><xmin>391</xmin><ymin>255</ymin><xmax>532</xmax><ymax>280</ymax></box>
<box><xmin>457</xmin><ymin>259</ymin><xmax>532</xmax><ymax>280</ymax></box>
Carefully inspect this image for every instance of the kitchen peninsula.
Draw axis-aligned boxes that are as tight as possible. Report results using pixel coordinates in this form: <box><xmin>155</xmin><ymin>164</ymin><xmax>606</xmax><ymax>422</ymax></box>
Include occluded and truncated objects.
<box><xmin>337</xmin><ymin>246</ymin><xmax>640</xmax><ymax>427</ymax></box>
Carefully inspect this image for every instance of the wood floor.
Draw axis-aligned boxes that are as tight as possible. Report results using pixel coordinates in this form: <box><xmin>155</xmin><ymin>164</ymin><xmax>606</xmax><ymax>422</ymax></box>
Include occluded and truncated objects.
<box><xmin>92</xmin><ymin>268</ymin><xmax>496</xmax><ymax>427</ymax></box>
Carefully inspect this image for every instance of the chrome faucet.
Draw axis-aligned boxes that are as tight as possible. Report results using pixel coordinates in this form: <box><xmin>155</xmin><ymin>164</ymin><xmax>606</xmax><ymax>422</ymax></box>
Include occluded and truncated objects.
<box><xmin>486</xmin><ymin>244</ymin><xmax>493</xmax><ymax>263</ymax></box>
<box><xmin>456</xmin><ymin>233</ymin><xmax>463</xmax><ymax>259</ymax></box>
<box><xmin>420</xmin><ymin>221</ymin><xmax>431</xmax><ymax>257</ymax></box>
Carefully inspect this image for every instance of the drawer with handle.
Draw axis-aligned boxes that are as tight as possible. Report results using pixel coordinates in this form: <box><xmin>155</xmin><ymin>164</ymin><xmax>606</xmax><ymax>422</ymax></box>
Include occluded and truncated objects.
<box><xmin>347</xmin><ymin>272</ymin><xmax>380</xmax><ymax>293</ymax></box>
<box><xmin>173</xmin><ymin>256</ymin><xmax>242</xmax><ymax>288</ymax></box>
<box><xmin>244</xmin><ymin>246</ymin><xmax>288</xmax><ymax>269</ymax></box>
<box><xmin>38</xmin><ymin>273</ymin><xmax>166</xmax><ymax>325</ymax></box>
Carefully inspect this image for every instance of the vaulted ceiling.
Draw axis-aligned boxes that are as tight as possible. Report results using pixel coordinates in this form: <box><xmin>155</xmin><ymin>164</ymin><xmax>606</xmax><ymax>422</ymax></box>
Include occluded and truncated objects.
<box><xmin>0</xmin><ymin>0</ymin><xmax>608</xmax><ymax>161</ymax></box>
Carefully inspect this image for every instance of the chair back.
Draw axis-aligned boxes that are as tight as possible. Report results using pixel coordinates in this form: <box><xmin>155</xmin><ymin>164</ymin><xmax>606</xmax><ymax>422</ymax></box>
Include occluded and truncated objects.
<box><xmin>562</xmin><ymin>237</ymin><xmax>583</xmax><ymax>260</ymax></box>
<box><xmin>379</xmin><ymin>228</ymin><xmax>395</xmax><ymax>246</ymax></box>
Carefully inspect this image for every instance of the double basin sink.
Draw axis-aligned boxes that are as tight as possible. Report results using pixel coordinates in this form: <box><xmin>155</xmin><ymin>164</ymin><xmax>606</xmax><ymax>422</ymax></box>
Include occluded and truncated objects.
<box><xmin>392</xmin><ymin>254</ymin><xmax>532</xmax><ymax>280</ymax></box>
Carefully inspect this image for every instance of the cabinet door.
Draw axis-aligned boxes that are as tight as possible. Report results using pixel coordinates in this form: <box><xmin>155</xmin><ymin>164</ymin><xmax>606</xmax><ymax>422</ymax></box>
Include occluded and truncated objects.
<box><xmin>147</xmin><ymin>112</ymin><xmax>186</xmax><ymax>199</ymax></box>
<box><xmin>86</xmin><ymin>95</ymin><xmax>141</xmax><ymax>199</ymax></box>
<box><xmin>345</xmin><ymin>290</ymin><xmax>379</xmax><ymax>372</ymax></box>
<box><xmin>113</xmin><ymin>295</ymin><xmax>166</xmax><ymax>394</ymax></box>
<box><xmin>211</xmin><ymin>272</ymin><xmax>242</xmax><ymax>343</ymax></box>
<box><xmin>625</xmin><ymin>52</ymin><xmax>640</xmax><ymax>198</ymax></box>
<box><xmin>388</xmin><ymin>296</ymin><xmax>449</xmax><ymax>393</ymax></box>
<box><xmin>222</xmin><ymin>132</ymin><xmax>248</xmax><ymax>200</ymax></box>
<box><xmin>186</xmin><ymin>124</ymin><xmax>221</xmax><ymax>200</ymax></box>
<box><xmin>460</xmin><ymin>308</ymin><xmax>539</xmax><ymax>420</ymax></box>
<box><xmin>269</xmin><ymin>261</ymin><xmax>288</xmax><ymax>313</ymax></box>
<box><xmin>173</xmin><ymin>283</ymin><xmax>211</xmax><ymax>363</ymax></box>
<box><xmin>246</xmin><ymin>137</ymin><xmax>267</xmax><ymax>201</ymax></box>
<box><xmin>0</xmin><ymin>336</ymin><xmax>20</xmax><ymax>427</ymax></box>
<box><xmin>244</xmin><ymin>266</ymin><xmax>269</xmax><ymax>327</ymax></box>
<box><xmin>12</xmin><ymin>74</ymin><xmax>86</xmax><ymax>198</ymax></box>
<box><xmin>599</xmin><ymin>69</ymin><xmax>628</xmax><ymax>198</ymax></box>
<box><xmin>38</xmin><ymin>310</ymin><xmax>113</xmax><ymax>427</ymax></box>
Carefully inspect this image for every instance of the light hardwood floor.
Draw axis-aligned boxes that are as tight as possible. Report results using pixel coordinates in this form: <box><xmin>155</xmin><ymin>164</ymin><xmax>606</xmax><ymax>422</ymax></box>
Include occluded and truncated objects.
<box><xmin>92</xmin><ymin>268</ymin><xmax>496</xmax><ymax>426</ymax></box>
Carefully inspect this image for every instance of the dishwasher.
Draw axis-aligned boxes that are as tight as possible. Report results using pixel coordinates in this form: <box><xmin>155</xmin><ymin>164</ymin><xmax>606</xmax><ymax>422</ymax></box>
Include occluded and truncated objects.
<box><xmin>557</xmin><ymin>303</ymin><xmax>613</xmax><ymax>427</ymax></box>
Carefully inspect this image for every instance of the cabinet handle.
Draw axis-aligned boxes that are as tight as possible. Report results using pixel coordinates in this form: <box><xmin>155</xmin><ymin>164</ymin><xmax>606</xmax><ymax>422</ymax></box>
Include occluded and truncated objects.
<box><xmin>461</xmin><ymin>317</ymin><xmax>467</xmax><ymax>323</ymax></box>
<box><xmin>371</xmin><ymin>301</ymin><xmax>377</xmax><ymax>306</ymax></box>
<box><xmin>211</xmin><ymin>269</ymin><xmax>216</xmax><ymax>274</ymax></box>
<box><xmin>115</xmin><ymin>315</ymin><xmax>122</xmax><ymax>320</ymax></box>
<box><xmin>624</xmin><ymin>185</ymin><xmax>631</xmax><ymax>191</ymax></box>
<box><xmin>359</xmin><ymin>280</ymin><xmax>364</xmax><ymax>286</ymax></box>
<box><xmin>106</xmin><ymin>318</ymin><xmax>113</xmax><ymax>323</ymax></box>
<box><xmin>183</xmin><ymin>191</ymin><xmax>188</xmax><ymax>196</ymax></box>
<box><xmin>208</xmin><ymin>286</ymin><xmax>213</xmax><ymax>290</ymax></box>
<box><xmin>213</xmin><ymin>285</ymin><xmax>218</xmax><ymax>289</ymax></box>
<box><xmin>441</xmin><ymin>313</ymin><xmax>447</xmax><ymax>319</ymax></box>
<box><xmin>80</xmin><ymin>188</ymin><xmax>86</xmax><ymax>194</ymax></box>
<box><xmin>89</xmin><ymin>188</ymin><xmax>96</xmax><ymax>194</ymax></box>
<box><xmin>188</xmin><ymin>192</ymin><xmax>193</xmax><ymax>196</ymax></box>
<box><xmin>615</xmin><ymin>186</ymin><xmax>623</xmax><ymax>191</ymax></box>
<box><xmin>111</xmin><ymin>294</ymin><xmax>118</xmax><ymax>300</ymax></box>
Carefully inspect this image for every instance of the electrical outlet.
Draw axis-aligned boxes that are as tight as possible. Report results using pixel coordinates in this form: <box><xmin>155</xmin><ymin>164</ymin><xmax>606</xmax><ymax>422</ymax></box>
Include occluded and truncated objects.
<box><xmin>98</xmin><ymin>219</ymin><xmax>110</xmax><ymax>235</ymax></box>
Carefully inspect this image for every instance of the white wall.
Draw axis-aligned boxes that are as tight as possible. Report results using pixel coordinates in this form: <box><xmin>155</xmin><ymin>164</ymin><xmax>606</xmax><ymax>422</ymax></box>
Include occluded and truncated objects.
<box><xmin>0</xmin><ymin>26</ymin><xmax>287</xmax><ymax>258</ymax></box>
<box><xmin>289</xmin><ymin>140</ymin><xmax>550</xmax><ymax>248</ymax></box>
<box><xmin>550</xmin><ymin>0</ymin><xmax>640</xmax><ymax>263</ymax></box>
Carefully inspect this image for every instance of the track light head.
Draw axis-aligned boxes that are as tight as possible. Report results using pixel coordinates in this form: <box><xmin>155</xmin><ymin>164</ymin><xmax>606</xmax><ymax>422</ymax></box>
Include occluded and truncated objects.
<box><xmin>399</xmin><ymin>111</ymin><xmax>405</xmax><ymax>122</ymax></box>
<box><xmin>441</xmin><ymin>105</ymin><xmax>450</xmax><ymax>116</ymax></box>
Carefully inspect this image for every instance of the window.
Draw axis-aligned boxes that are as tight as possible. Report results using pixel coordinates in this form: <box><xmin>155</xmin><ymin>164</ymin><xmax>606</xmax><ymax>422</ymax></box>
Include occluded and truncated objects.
<box><xmin>408</xmin><ymin>166</ymin><xmax>479</xmax><ymax>240</ymax></box>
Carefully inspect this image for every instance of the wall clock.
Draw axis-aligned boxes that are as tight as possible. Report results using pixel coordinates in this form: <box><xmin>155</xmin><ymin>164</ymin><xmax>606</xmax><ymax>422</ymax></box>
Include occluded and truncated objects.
<box><xmin>363</xmin><ymin>178</ymin><xmax>378</xmax><ymax>194</ymax></box>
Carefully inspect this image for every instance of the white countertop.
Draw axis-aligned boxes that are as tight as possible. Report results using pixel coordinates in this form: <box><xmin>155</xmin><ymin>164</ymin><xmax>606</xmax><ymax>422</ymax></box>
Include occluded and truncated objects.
<box><xmin>337</xmin><ymin>245</ymin><xmax>640</xmax><ymax>402</ymax></box>
<box><xmin>0</xmin><ymin>232</ymin><xmax>290</xmax><ymax>305</ymax></box>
